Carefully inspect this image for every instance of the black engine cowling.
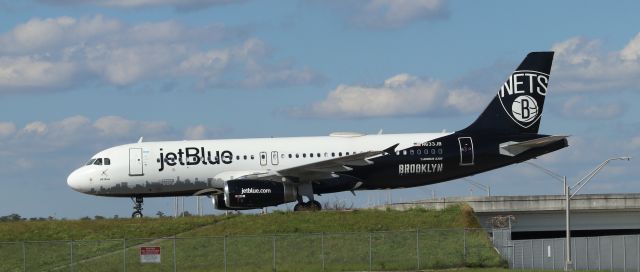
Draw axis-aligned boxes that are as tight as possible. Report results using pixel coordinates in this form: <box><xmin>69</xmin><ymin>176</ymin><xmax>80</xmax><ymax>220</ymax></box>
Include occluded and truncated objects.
<box><xmin>224</xmin><ymin>179</ymin><xmax>297</xmax><ymax>209</ymax></box>
<box><xmin>211</xmin><ymin>194</ymin><xmax>252</xmax><ymax>210</ymax></box>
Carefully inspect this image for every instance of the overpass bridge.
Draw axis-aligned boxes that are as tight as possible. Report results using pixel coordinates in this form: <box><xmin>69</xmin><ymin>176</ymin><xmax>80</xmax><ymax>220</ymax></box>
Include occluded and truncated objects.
<box><xmin>378</xmin><ymin>193</ymin><xmax>640</xmax><ymax>238</ymax></box>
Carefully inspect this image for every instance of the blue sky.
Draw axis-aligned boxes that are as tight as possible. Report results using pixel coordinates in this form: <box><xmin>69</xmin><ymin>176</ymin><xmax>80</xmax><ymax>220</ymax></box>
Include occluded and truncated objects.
<box><xmin>1</xmin><ymin>0</ymin><xmax>639</xmax><ymax>218</ymax></box>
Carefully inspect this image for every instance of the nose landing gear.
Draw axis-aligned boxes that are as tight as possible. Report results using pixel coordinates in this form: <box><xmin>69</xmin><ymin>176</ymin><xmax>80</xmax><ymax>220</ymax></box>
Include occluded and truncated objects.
<box><xmin>131</xmin><ymin>197</ymin><xmax>143</xmax><ymax>218</ymax></box>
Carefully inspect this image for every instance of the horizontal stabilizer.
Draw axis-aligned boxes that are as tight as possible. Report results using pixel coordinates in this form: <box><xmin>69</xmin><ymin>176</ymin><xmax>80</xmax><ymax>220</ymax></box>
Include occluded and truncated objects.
<box><xmin>499</xmin><ymin>135</ymin><xmax>569</xmax><ymax>157</ymax></box>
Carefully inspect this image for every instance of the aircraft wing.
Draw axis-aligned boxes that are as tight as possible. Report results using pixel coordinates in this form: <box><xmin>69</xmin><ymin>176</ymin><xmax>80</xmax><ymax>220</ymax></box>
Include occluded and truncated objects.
<box><xmin>254</xmin><ymin>143</ymin><xmax>399</xmax><ymax>182</ymax></box>
<box><xmin>499</xmin><ymin>135</ymin><xmax>569</xmax><ymax>157</ymax></box>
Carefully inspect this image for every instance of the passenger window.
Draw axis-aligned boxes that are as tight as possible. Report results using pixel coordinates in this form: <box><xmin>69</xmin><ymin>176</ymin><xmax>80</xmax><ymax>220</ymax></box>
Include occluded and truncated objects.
<box><xmin>331</xmin><ymin>152</ymin><xmax>335</xmax><ymax>157</ymax></box>
<box><xmin>310</xmin><ymin>153</ymin><xmax>314</xmax><ymax>158</ymax></box>
<box><xmin>431</xmin><ymin>149</ymin><xmax>436</xmax><ymax>154</ymax></box>
<box><xmin>410</xmin><ymin>150</ymin><xmax>414</xmax><ymax>155</ymax></box>
<box><xmin>104</xmin><ymin>158</ymin><xmax>111</xmax><ymax>165</ymax></box>
<box><xmin>250</xmin><ymin>155</ymin><xmax>255</xmax><ymax>160</ymax></box>
<box><xmin>281</xmin><ymin>154</ymin><xmax>285</xmax><ymax>159</ymax></box>
<box><xmin>236</xmin><ymin>155</ymin><xmax>240</xmax><ymax>160</ymax></box>
<box><xmin>417</xmin><ymin>150</ymin><xmax>421</xmax><ymax>155</ymax></box>
<box><xmin>288</xmin><ymin>154</ymin><xmax>292</xmax><ymax>158</ymax></box>
<box><xmin>295</xmin><ymin>154</ymin><xmax>299</xmax><ymax>158</ymax></box>
<box><xmin>402</xmin><ymin>150</ymin><xmax>407</xmax><ymax>156</ymax></box>
<box><xmin>303</xmin><ymin>153</ymin><xmax>307</xmax><ymax>158</ymax></box>
<box><xmin>243</xmin><ymin>155</ymin><xmax>247</xmax><ymax>160</ymax></box>
<box><xmin>261</xmin><ymin>154</ymin><xmax>266</xmax><ymax>159</ymax></box>
<box><xmin>438</xmin><ymin>149</ymin><xmax>443</xmax><ymax>154</ymax></box>
<box><xmin>346</xmin><ymin>152</ymin><xmax>350</xmax><ymax>156</ymax></box>
<box><xmin>317</xmin><ymin>153</ymin><xmax>321</xmax><ymax>157</ymax></box>
<box><xmin>324</xmin><ymin>152</ymin><xmax>328</xmax><ymax>157</ymax></box>
<box><xmin>94</xmin><ymin>158</ymin><xmax>103</xmax><ymax>165</ymax></box>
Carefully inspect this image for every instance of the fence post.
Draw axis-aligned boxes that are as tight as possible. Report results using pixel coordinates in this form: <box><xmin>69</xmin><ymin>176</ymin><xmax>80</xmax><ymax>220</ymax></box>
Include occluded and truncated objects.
<box><xmin>272</xmin><ymin>235</ymin><xmax>276</xmax><ymax>272</ymax></box>
<box><xmin>586</xmin><ymin>237</ymin><xmax>589</xmax><ymax>271</ymax></box>
<box><xmin>623</xmin><ymin>236</ymin><xmax>627</xmax><ymax>272</ymax></box>
<box><xmin>22</xmin><ymin>241</ymin><xmax>26</xmax><ymax>272</ymax></box>
<box><xmin>598</xmin><ymin>236</ymin><xmax>601</xmax><ymax>270</ymax></box>
<box><xmin>223</xmin><ymin>236</ymin><xmax>227</xmax><ymax>272</ymax></box>
<box><xmin>321</xmin><ymin>233</ymin><xmax>325</xmax><ymax>272</ymax></box>
<box><xmin>611</xmin><ymin>237</ymin><xmax>614</xmax><ymax>271</ymax></box>
<box><xmin>173</xmin><ymin>236</ymin><xmax>177</xmax><ymax>272</ymax></box>
<box><xmin>530</xmin><ymin>239</ymin><xmax>534</xmax><ymax>268</ymax></box>
<box><xmin>123</xmin><ymin>238</ymin><xmax>126</xmax><ymax>272</ymax></box>
<box><xmin>416</xmin><ymin>229</ymin><xmax>420</xmax><ymax>270</ymax></box>
<box><xmin>70</xmin><ymin>240</ymin><xmax>74</xmax><ymax>272</ymax></box>
<box><xmin>463</xmin><ymin>228</ymin><xmax>467</xmax><ymax>263</ymax></box>
<box><xmin>368</xmin><ymin>232</ymin><xmax>372</xmax><ymax>272</ymax></box>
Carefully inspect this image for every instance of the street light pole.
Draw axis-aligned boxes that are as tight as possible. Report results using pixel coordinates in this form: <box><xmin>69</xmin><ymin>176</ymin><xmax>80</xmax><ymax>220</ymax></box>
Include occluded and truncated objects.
<box><xmin>525</xmin><ymin>156</ymin><xmax>631</xmax><ymax>271</ymax></box>
<box><xmin>564</xmin><ymin>176</ymin><xmax>571</xmax><ymax>270</ymax></box>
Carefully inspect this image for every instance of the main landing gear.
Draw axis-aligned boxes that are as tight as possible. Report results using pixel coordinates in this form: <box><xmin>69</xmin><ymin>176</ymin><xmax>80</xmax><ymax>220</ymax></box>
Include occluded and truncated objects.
<box><xmin>294</xmin><ymin>200</ymin><xmax>322</xmax><ymax>211</ymax></box>
<box><xmin>293</xmin><ymin>183</ymin><xmax>322</xmax><ymax>211</ymax></box>
<box><xmin>131</xmin><ymin>197</ymin><xmax>143</xmax><ymax>218</ymax></box>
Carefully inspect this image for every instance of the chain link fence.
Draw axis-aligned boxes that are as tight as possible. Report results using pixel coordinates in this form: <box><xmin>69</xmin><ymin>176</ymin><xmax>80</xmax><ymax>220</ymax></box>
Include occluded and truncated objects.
<box><xmin>491</xmin><ymin>228</ymin><xmax>640</xmax><ymax>270</ymax></box>
<box><xmin>0</xmin><ymin>228</ymin><xmax>503</xmax><ymax>271</ymax></box>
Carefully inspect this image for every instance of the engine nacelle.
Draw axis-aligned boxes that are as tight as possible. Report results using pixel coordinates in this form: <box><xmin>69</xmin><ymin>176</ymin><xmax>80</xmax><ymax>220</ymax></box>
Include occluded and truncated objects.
<box><xmin>224</xmin><ymin>179</ymin><xmax>297</xmax><ymax>209</ymax></box>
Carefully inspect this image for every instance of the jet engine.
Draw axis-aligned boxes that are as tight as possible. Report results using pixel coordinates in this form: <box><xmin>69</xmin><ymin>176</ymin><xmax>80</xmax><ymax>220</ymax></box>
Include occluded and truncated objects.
<box><xmin>224</xmin><ymin>179</ymin><xmax>297</xmax><ymax>209</ymax></box>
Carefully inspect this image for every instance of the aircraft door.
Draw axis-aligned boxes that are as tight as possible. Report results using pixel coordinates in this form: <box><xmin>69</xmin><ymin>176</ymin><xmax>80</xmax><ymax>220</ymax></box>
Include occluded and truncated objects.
<box><xmin>271</xmin><ymin>151</ymin><xmax>279</xmax><ymax>165</ymax></box>
<box><xmin>260</xmin><ymin>152</ymin><xmax>268</xmax><ymax>166</ymax></box>
<box><xmin>458</xmin><ymin>137</ymin><xmax>474</xmax><ymax>166</ymax></box>
<box><xmin>129</xmin><ymin>148</ymin><xmax>144</xmax><ymax>176</ymax></box>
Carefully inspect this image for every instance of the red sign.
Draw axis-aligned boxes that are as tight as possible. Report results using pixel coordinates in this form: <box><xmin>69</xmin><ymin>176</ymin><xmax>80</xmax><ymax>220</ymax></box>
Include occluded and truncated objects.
<box><xmin>140</xmin><ymin>246</ymin><xmax>161</xmax><ymax>263</ymax></box>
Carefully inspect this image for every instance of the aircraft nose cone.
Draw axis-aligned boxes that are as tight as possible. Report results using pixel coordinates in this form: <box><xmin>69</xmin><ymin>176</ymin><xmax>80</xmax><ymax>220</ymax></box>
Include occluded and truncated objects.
<box><xmin>67</xmin><ymin>168</ymin><xmax>89</xmax><ymax>193</ymax></box>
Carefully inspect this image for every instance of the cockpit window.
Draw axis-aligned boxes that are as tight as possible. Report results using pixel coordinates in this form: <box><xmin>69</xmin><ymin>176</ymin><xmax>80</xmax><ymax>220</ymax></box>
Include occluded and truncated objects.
<box><xmin>104</xmin><ymin>158</ymin><xmax>111</xmax><ymax>165</ymax></box>
<box><xmin>93</xmin><ymin>158</ymin><xmax>103</xmax><ymax>165</ymax></box>
<box><xmin>86</xmin><ymin>159</ymin><xmax>96</xmax><ymax>165</ymax></box>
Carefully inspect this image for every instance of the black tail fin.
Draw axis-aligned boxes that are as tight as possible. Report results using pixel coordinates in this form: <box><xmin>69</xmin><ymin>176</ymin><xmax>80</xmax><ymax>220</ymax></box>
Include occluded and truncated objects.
<box><xmin>460</xmin><ymin>51</ymin><xmax>554</xmax><ymax>135</ymax></box>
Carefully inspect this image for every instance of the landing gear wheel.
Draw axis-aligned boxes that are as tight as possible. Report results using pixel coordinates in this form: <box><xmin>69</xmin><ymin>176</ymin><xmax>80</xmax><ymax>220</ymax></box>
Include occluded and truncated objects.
<box><xmin>131</xmin><ymin>197</ymin><xmax>144</xmax><ymax>218</ymax></box>
<box><xmin>293</xmin><ymin>201</ymin><xmax>322</xmax><ymax>212</ymax></box>
<box><xmin>309</xmin><ymin>200</ymin><xmax>322</xmax><ymax>211</ymax></box>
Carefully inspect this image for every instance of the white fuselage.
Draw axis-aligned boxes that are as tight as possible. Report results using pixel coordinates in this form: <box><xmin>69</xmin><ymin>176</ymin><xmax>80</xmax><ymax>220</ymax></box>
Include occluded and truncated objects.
<box><xmin>67</xmin><ymin>132</ymin><xmax>449</xmax><ymax>196</ymax></box>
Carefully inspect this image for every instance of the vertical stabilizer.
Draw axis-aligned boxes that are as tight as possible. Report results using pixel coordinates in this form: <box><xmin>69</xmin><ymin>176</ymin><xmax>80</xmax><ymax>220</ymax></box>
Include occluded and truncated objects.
<box><xmin>460</xmin><ymin>52</ymin><xmax>554</xmax><ymax>135</ymax></box>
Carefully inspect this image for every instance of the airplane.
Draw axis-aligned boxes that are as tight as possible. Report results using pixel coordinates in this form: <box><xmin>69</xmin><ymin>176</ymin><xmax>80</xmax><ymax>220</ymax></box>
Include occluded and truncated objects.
<box><xmin>67</xmin><ymin>52</ymin><xmax>568</xmax><ymax>218</ymax></box>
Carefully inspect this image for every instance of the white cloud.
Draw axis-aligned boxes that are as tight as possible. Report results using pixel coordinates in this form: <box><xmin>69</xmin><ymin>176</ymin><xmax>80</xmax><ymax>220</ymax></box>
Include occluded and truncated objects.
<box><xmin>0</xmin><ymin>15</ymin><xmax>320</xmax><ymax>93</ymax></box>
<box><xmin>318</xmin><ymin>0</ymin><xmax>448</xmax><ymax>29</ymax></box>
<box><xmin>184</xmin><ymin>125</ymin><xmax>208</xmax><ymax>140</ymax></box>
<box><xmin>22</xmin><ymin>121</ymin><xmax>47</xmax><ymax>135</ymax></box>
<box><xmin>37</xmin><ymin>0</ymin><xmax>241</xmax><ymax>10</ymax></box>
<box><xmin>301</xmin><ymin>73</ymin><xmax>485</xmax><ymax>118</ymax></box>
<box><xmin>0</xmin><ymin>15</ymin><xmax>121</xmax><ymax>54</ymax></box>
<box><xmin>445</xmin><ymin>88</ymin><xmax>486</xmax><ymax>114</ymax></box>
<box><xmin>0</xmin><ymin>116</ymin><xmax>228</xmax><ymax>156</ymax></box>
<box><xmin>93</xmin><ymin>116</ymin><xmax>137</xmax><ymax>137</ymax></box>
<box><xmin>560</xmin><ymin>96</ymin><xmax>624</xmax><ymax>120</ymax></box>
<box><xmin>551</xmin><ymin>33</ymin><xmax>640</xmax><ymax>92</ymax></box>
<box><xmin>0</xmin><ymin>122</ymin><xmax>16</xmax><ymax>138</ymax></box>
<box><xmin>0</xmin><ymin>56</ymin><xmax>76</xmax><ymax>90</ymax></box>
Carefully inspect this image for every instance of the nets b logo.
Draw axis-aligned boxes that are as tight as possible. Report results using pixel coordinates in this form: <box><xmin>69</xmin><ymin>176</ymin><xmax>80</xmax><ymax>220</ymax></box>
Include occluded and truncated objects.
<box><xmin>499</xmin><ymin>71</ymin><xmax>548</xmax><ymax>128</ymax></box>
<box><xmin>512</xmin><ymin>95</ymin><xmax>538</xmax><ymax>123</ymax></box>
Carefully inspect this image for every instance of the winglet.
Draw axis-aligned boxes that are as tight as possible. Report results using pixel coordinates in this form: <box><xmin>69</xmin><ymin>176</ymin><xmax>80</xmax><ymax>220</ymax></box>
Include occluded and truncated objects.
<box><xmin>384</xmin><ymin>143</ymin><xmax>399</xmax><ymax>155</ymax></box>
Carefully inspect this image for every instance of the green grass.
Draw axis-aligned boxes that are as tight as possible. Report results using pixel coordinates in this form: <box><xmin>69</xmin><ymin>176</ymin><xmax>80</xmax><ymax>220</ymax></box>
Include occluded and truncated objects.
<box><xmin>0</xmin><ymin>205</ymin><xmax>506</xmax><ymax>271</ymax></box>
